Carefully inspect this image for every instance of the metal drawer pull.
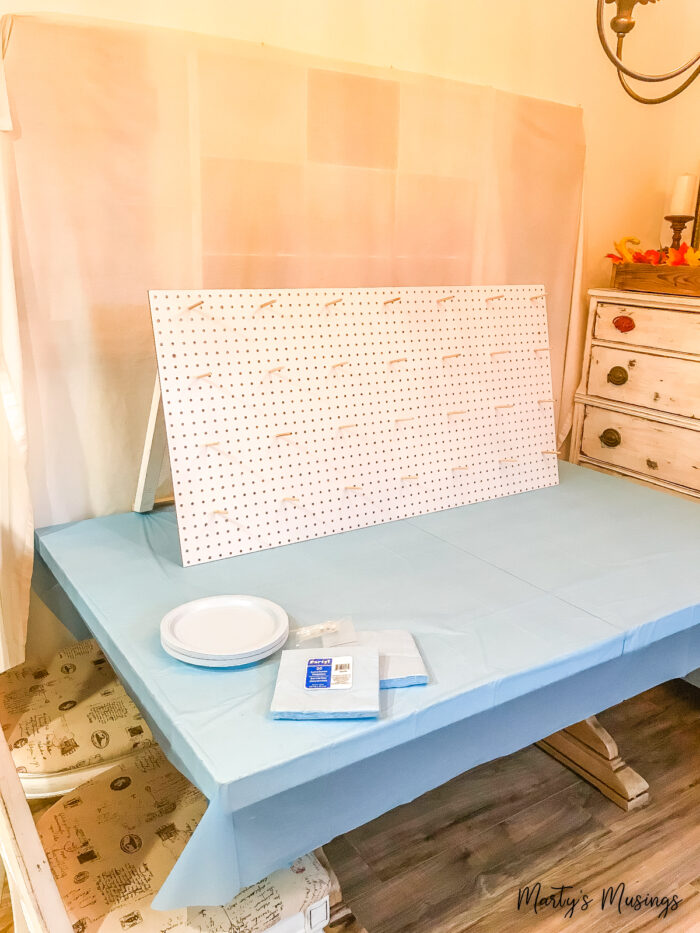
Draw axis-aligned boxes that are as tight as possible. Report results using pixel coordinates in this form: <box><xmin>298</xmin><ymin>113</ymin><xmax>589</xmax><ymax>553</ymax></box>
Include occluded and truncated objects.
<box><xmin>600</xmin><ymin>428</ymin><xmax>622</xmax><ymax>448</ymax></box>
<box><xmin>607</xmin><ymin>365</ymin><xmax>629</xmax><ymax>386</ymax></box>
<box><xmin>612</xmin><ymin>314</ymin><xmax>635</xmax><ymax>333</ymax></box>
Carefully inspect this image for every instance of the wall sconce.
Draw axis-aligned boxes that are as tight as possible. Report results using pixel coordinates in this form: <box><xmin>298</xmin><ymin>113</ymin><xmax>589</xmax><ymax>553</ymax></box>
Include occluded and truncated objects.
<box><xmin>597</xmin><ymin>0</ymin><xmax>700</xmax><ymax>104</ymax></box>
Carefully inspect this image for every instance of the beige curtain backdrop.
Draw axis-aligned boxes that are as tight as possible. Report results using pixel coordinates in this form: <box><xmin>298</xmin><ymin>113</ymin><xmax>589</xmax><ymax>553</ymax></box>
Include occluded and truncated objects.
<box><xmin>0</xmin><ymin>13</ymin><xmax>585</xmax><ymax>666</ymax></box>
<box><xmin>0</xmin><ymin>17</ymin><xmax>32</xmax><ymax>669</ymax></box>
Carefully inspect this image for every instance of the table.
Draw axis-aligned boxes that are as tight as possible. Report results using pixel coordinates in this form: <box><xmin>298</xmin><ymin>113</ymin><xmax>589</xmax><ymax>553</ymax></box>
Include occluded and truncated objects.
<box><xmin>34</xmin><ymin>463</ymin><xmax>700</xmax><ymax>909</ymax></box>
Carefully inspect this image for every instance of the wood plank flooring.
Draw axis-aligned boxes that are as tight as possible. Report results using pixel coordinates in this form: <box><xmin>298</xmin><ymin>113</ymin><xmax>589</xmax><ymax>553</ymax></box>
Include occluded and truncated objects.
<box><xmin>326</xmin><ymin>680</ymin><xmax>700</xmax><ymax>933</ymax></box>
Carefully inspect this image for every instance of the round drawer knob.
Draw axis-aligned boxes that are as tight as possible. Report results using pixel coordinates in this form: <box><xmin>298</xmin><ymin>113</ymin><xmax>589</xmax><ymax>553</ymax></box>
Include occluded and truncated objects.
<box><xmin>600</xmin><ymin>428</ymin><xmax>622</xmax><ymax>448</ymax></box>
<box><xmin>612</xmin><ymin>315</ymin><xmax>635</xmax><ymax>333</ymax></box>
<box><xmin>607</xmin><ymin>366</ymin><xmax>629</xmax><ymax>386</ymax></box>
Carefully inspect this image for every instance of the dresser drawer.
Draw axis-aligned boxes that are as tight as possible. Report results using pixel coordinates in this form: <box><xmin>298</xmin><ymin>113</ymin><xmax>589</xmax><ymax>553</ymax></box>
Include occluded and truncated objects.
<box><xmin>580</xmin><ymin>406</ymin><xmax>700</xmax><ymax>489</ymax></box>
<box><xmin>588</xmin><ymin>346</ymin><xmax>700</xmax><ymax>418</ymax></box>
<box><xmin>594</xmin><ymin>303</ymin><xmax>700</xmax><ymax>354</ymax></box>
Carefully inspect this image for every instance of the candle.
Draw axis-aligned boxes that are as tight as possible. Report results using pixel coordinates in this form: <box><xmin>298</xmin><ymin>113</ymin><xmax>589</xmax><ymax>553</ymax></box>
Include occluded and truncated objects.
<box><xmin>668</xmin><ymin>174</ymin><xmax>698</xmax><ymax>217</ymax></box>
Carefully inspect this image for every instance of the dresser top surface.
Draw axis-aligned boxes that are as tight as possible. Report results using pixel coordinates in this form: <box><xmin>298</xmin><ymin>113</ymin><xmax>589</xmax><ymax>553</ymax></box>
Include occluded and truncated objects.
<box><xmin>590</xmin><ymin>288</ymin><xmax>700</xmax><ymax>311</ymax></box>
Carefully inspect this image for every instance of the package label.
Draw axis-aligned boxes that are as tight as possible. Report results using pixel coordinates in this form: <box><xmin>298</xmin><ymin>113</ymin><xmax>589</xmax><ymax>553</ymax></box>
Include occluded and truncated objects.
<box><xmin>305</xmin><ymin>657</ymin><xmax>352</xmax><ymax>690</ymax></box>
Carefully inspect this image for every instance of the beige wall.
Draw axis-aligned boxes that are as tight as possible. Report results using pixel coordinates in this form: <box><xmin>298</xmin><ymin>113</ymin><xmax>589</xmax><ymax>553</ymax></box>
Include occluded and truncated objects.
<box><xmin>5</xmin><ymin>1</ymin><xmax>699</xmax><ymax>291</ymax></box>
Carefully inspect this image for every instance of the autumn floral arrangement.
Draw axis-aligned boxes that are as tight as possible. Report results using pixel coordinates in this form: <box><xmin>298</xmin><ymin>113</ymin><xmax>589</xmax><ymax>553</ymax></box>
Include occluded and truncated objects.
<box><xmin>606</xmin><ymin>236</ymin><xmax>699</xmax><ymax>267</ymax></box>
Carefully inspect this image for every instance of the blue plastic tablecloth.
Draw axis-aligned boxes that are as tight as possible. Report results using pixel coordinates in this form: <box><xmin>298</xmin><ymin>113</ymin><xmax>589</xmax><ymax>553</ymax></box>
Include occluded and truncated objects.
<box><xmin>34</xmin><ymin>463</ymin><xmax>700</xmax><ymax>908</ymax></box>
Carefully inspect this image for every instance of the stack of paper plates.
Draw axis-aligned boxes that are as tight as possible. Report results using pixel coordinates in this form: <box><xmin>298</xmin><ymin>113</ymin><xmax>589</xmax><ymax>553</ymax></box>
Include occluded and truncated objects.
<box><xmin>160</xmin><ymin>596</ymin><xmax>288</xmax><ymax>668</ymax></box>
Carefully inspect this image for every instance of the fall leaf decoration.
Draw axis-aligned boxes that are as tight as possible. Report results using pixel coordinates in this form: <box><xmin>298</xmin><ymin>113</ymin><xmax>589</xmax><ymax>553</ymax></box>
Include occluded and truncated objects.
<box><xmin>614</xmin><ymin>236</ymin><xmax>641</xmax><ymax>263</ymax></box>
<box><xmin>607</xmin><ymin>237</ymin><xmax>700</xmax><ymax>267</ymax></box>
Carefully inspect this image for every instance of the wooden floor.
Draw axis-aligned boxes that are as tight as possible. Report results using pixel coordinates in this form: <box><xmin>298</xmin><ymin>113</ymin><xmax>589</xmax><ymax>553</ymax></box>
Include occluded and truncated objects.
<box><xmin>326</xmin><ymin>680</ymin><xmax>700</xmax><ymax>933</ymax></box>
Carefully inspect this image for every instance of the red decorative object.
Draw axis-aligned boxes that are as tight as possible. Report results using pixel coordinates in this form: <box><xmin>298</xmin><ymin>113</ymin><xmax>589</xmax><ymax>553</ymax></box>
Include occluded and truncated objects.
<box><xmin>613</xmin><ymin>315</ymin><xmax>635</xmax><ymax>333</ymax></box>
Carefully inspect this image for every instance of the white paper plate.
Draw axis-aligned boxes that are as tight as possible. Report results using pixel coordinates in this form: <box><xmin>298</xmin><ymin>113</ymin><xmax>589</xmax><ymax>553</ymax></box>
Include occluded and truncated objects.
<box><xmin>162</xmin><ymin>639</ymin><xmax>285</xmax><ymax>668</ymax></box>
<box><xmin>160</xmin><ymin>595</ymin><xmax>288</xmax><ymax>661</ymax></box>
<box><xmin>161</xmin><ymin>627</ymin><xmax>289</xmax><ymax>663</ymax></box>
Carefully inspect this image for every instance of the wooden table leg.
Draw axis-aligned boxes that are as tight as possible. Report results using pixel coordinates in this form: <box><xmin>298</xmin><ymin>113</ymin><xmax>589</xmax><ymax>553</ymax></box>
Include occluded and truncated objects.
<box><xmin>536</xmin><ymin>715</ymin><xmax>650</xmax><ymax>811</ymax></box>
<box><xmin>316</xmin><ymin>846</ymin><xmax>369</xmax><ymax>932</ymax></box>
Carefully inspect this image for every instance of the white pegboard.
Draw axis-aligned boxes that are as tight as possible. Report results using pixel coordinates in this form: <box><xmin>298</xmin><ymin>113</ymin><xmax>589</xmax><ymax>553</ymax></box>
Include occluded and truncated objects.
<box><xmin>149</xmin><ymin>286</ymin><xmax>558</xmax><ymax>566</ymax></box>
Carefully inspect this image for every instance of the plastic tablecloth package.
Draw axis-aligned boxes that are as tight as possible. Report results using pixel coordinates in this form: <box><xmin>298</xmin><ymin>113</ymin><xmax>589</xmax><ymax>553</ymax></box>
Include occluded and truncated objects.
<box><xmin>270</xmin><ymin>647</ymin><xmax>380</xmax><ymax>719</ymax></box>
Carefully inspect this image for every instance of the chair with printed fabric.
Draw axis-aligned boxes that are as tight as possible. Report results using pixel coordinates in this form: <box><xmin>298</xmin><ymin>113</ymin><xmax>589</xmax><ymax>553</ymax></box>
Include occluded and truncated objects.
<box><xmin>1</xmin><ymin>742</ymin><xmax>334</xmax><ymax>933</ymax></box>
<box><xmin>0</xmin><ymin>639</ymin><xmax>154</xmax><ymax>798</ymax></box>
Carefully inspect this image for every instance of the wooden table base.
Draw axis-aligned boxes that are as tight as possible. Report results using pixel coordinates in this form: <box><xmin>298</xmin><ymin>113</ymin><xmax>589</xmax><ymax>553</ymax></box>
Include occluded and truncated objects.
<box><xmin>317</xmin><ymin>847</ymin><xmax>369</xmax><ymax>933</ymax></box>
<box><xmin>536</xmin><ymin>715</ymin><xmax>649</xmax><ymax>811</ymax></box>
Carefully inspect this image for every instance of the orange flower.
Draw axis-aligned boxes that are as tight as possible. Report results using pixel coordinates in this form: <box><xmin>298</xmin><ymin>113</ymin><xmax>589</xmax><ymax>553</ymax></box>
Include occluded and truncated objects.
<box><xmin>605</xmin><ymin>253</ymin><xmax>623</xmax><ymax>264</ymax></box>
<box><xmin>669</xmin><ymin>243</ymin><xmax>690</xmax><ymax>266</ymax></box>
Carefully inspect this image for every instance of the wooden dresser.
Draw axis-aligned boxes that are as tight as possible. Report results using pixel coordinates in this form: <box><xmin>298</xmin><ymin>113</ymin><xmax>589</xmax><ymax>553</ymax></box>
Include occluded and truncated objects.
<box><xmin>570</xmin><ymin>288</ymin><xmax>700</xmax><ymax>500</ymax></box>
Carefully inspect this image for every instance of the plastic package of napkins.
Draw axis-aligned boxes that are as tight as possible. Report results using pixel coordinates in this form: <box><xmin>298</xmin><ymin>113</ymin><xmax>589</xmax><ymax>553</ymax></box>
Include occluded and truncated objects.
<box><xmin>322</xmin><ymin>629</ymin><xmax>428</xmax><ymax>689</ymax></box>
<box><xmin>270</xmin><ymin>646</ymin><xmax>380</xmax><ymax>720</ymax></box>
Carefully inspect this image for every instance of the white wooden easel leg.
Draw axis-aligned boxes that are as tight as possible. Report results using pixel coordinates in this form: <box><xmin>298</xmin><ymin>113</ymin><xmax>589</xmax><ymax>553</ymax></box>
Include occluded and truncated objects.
<box><xmin>537</xmin><ymin>715</ymin><xmax>649</xmax><ymax>811</ymax></box>
<box><xmin>133</xmin><ymin>375</ymin><xmax>169</xmax><ymax>513</ymax></box>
